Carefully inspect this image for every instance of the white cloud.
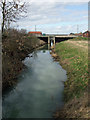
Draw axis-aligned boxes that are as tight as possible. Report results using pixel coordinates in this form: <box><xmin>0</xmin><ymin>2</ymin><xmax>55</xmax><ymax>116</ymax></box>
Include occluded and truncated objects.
<box><xmin>0</xmin><ymin>1</ymin><xmax>88</xmax><ymax>33</ymax></box>
<box><xmin>24</xmin><ymin>0</ymin><xmax>89</xmax><ymax>2</ymax></box>
<box><xmin>14</xmin><ymin>2</ymin><xmax>88</xmax><ymax>33</ymax></box>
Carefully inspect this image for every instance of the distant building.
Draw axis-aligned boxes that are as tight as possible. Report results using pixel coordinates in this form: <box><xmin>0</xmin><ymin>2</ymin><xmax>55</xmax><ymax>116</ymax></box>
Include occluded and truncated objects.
<box><xmin>70</xmin><ymin>32</ymin><xmax>83</xmax><ymax>36</ymax></box>
<box><xmin>28</xmin><ymin>31</ymin><xmax>42</xmax><ymax>36</ymax></box>
<box><xmin>83</xmin><ymin>31</ymin><xmax>90</xmax><ymax>37</ymax></box>
<box><xmin>74</xmin><ymin>32</ymin><xmax>83</xmax><ymax>37</ymax></box>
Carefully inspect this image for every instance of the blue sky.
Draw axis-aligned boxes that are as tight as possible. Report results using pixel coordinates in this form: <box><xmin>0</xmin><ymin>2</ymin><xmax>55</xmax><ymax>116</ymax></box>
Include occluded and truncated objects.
<box><xmin>8</xmin><ymin>1</ymin><xmax>89</xmax><ymax>34</ymax></box>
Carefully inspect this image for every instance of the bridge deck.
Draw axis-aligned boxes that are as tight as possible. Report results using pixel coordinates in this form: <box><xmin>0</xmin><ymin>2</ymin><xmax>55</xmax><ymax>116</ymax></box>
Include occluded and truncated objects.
<box><xmin>39</xmin><ymin>35</ymin><xmax>77</xmax><ymax>38</ymax></box>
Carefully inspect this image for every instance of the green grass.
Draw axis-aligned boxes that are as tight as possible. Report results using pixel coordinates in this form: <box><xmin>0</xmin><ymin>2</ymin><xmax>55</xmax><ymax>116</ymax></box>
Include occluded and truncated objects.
<box><xmin>55</xmin><ymin>40</ymin><xmax>88</xmax><ymax>102</ymax></box>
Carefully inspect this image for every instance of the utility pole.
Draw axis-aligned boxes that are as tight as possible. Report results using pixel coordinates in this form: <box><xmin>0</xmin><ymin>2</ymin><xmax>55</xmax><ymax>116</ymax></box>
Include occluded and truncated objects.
<box><xmin>35</xmin><ymin>25</ymin><xmax>36</xmax><ymax>31</ymax></box>
<box><xmin>77</xmin><ymin>25</ymin><xmax>79</xmax><ymax>34</ymax></box>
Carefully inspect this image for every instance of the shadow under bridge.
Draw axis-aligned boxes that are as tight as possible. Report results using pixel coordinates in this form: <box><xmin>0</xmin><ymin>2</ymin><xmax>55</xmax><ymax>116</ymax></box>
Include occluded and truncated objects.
<box><xmin>38</xmin><ymin>35</ymin><xmax>77</xmax><ymax>45</ymax></box>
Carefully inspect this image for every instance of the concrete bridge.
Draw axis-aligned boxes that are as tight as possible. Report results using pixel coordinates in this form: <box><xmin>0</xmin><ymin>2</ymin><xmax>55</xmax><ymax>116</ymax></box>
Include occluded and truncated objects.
<box><xmin>38</xmin><ymin>35</ymin><xmax>77</xmax><ymax>45</ymax></box>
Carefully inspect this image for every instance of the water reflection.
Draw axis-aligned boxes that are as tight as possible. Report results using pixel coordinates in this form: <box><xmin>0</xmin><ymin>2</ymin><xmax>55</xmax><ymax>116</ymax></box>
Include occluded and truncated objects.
<box><xmin>3</xmin><ymin>45</ymin><xmax>67</xmax><ymax>118</ymax></box>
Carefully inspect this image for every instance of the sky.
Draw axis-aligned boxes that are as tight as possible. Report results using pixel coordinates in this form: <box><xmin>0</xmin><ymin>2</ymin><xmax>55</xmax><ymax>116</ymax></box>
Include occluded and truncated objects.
<box><xmin>0</xmin><ymin>0</ymin><xmax>89</xmax><ymax>34</ymax></box>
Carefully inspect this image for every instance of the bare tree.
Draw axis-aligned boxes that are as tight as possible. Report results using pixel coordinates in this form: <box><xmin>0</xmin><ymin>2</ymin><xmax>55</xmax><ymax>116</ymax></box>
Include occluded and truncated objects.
<box><xmin>0</xmin><ymin>0</ymin><xmax>27</xmax><ymax>34</ymax></box>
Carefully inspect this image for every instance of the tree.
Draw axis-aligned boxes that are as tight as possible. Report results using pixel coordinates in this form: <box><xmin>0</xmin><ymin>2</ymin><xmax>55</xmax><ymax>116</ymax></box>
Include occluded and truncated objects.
<box><xmin>0</xmin><ymin>0</ymin><xmax>27</xmax><ymax>34</ymax></box>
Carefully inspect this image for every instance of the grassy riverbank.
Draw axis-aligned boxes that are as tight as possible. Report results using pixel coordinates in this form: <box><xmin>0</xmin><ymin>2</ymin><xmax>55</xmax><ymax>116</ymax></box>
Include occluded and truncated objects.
<box><xmin>53</xmin><ymin>37</ymin><xmax>89</xmax><ymax>118</ymax></box>
<box><xmin>2</xmin><ymin>29</ymin><xmax>45</xmax><ymax>90</ymax></box>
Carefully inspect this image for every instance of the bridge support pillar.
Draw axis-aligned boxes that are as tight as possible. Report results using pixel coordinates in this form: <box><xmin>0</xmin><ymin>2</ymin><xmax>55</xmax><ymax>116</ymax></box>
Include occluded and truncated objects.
<box><xmin>48</xmin><ymin>36</ymin><xmax>50</xmax><ymax>44</ymax></box>
<box><xmin>53</xmin><ymin>37</ymin><xmax>55</xmax><ymax>45</ymax></box>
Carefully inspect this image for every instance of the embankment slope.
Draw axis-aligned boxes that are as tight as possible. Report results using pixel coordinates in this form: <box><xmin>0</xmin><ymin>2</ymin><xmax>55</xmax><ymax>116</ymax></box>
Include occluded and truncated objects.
<box><xmin>52</xmin><ymin>38</ymin><xmax>89</xmax><ymax>118</ymax></box>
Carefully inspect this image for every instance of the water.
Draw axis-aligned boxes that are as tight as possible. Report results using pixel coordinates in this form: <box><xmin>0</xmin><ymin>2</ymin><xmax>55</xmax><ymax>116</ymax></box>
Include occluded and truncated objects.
<box><xmin>2</xmin><ymin>45</ymin><xmax>67</xmax><ymax>118</ymax></box>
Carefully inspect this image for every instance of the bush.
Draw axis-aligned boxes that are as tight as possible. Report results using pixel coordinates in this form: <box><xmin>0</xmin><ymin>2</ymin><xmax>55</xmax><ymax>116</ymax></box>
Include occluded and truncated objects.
<box><xmin>2</xmin><ymin>28</ymin><xmax>40</xmax><ymax>90</ymax></box>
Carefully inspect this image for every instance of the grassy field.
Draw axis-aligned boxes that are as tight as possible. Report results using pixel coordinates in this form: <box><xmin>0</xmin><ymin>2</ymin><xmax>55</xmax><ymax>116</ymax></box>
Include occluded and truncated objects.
<box><xmin>54</xmin><ymin>37</ymin><xmax>89</xmax><ymax>118</ymax></box>
<box><xmin>55</xmin><ymin>38</ymin><xmax>88</xmax><ymax>101</ymax></box>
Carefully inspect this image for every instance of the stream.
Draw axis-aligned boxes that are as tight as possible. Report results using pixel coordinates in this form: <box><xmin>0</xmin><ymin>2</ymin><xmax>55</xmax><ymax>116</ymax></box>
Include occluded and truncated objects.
<box><xmin>2</xmin><ymin>45</ymin><xmax>67</xmax><ymax>118</ymax></box>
